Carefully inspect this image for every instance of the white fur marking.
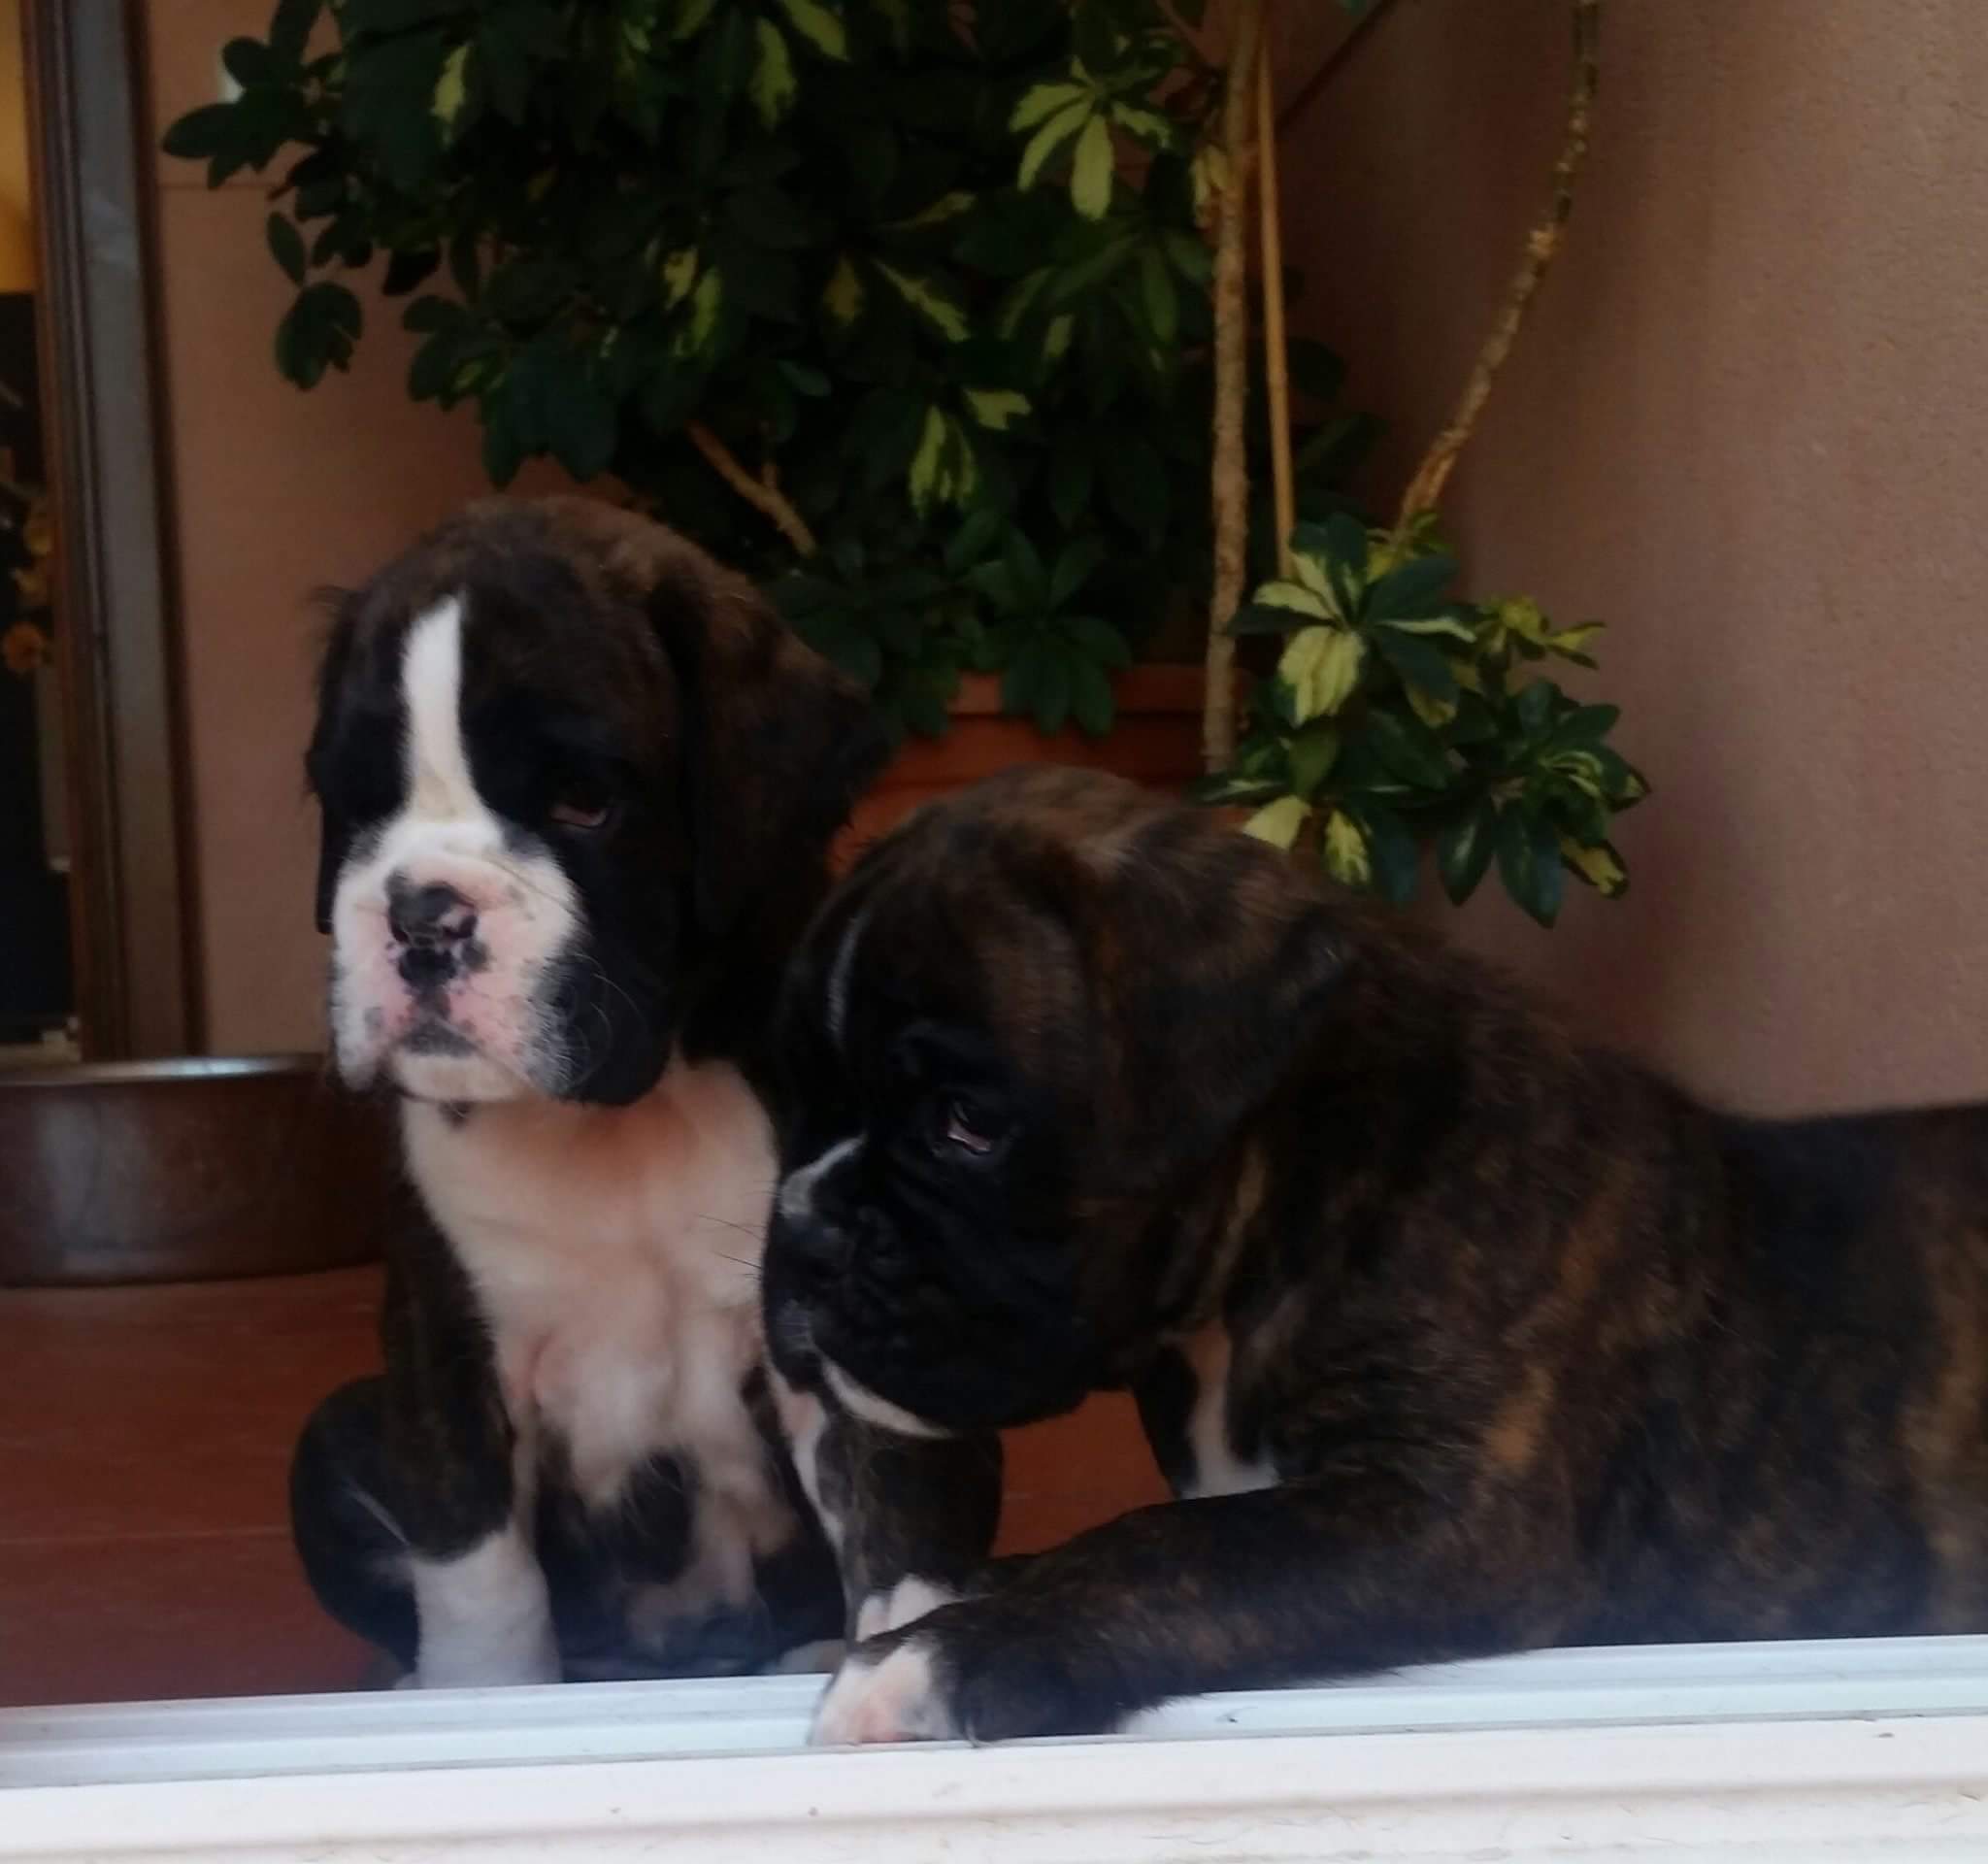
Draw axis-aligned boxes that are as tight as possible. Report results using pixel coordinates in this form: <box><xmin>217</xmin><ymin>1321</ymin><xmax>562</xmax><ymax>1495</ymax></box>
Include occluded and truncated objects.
<box><xmin>823</xmin><ymin>1359</ymin><xmax>950</xmax><ymax>1441</ymax></box>
<box><xmin>777</xmin><ymin>1136</ymin><xmax>860</xmax><ymax>1226</ymax></box>
<box><xmin>812</xmin><ymin>1637</ymin><xmax>956</xmax><ymax>1746</ymax></box>
<box><xmin>326</xmin><ymin>593</ymin><xmax>583</xmax><ymax>1102</ymax></box>
<box><xmin>763</xmin><ymin>1639</ymin><xmax>845</xmax><ymax>1676</ymax></box>
<box><xmin>1178</xmin><ymin>1326</ymin><xmax>1278</xmax><ymax>1501</ymax></box>
<box><xmin>409</xmin><ymin>1524</ymin><xmax>560</xmax><ymax>1688</ymax></box>
<box><xmin>854</xmin><ymin>1575</ymin><xmax>958</xmax><ymax>1642</ymax></box>
<box><xmin>772</xmin><ymin>1372</ymin><xmax>843</xmax><ymax>1557</ymax></box>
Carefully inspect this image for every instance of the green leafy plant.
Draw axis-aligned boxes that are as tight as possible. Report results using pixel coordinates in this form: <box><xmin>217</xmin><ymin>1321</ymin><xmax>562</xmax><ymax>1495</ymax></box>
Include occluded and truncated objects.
<box><xmin>1200</xmin><ymin>514</ymin><xmax>1645</xmax><ymax>926</ymax></box>
<box><xmin>161</xmin><ymin>0</ymin><xmax>1364</xmax><ymax>741</ymax></box>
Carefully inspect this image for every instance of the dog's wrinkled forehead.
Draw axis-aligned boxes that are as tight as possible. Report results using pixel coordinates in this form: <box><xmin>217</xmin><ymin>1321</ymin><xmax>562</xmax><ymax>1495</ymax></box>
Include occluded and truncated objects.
<box><xmin>311</xmin><ymin>505</ymin><xmax>678</xmax><ymax>795</ymax></box>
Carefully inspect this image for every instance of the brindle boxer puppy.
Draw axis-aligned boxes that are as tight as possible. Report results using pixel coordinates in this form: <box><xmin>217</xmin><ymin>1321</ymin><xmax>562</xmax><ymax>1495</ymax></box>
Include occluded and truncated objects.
<box><xmin>764</xmin><ymin>764</ymin><xmax>1988</xmax><ymax>1743</ymax></box>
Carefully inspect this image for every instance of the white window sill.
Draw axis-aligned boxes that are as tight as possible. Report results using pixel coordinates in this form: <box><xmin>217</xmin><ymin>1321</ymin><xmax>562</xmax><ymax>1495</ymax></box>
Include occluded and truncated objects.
<box><xmin>6</xmin><ymin>1635</ymin><xmax>1988</xmax><ymax>1861</ymax></box>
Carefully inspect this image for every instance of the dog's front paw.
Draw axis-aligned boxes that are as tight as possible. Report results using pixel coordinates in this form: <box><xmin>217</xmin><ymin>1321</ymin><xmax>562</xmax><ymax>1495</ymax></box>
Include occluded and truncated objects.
<box><xmin>812</xmin><ymin>1633</ymin><xmax>961</xmax><ymax>1746</ymax></box>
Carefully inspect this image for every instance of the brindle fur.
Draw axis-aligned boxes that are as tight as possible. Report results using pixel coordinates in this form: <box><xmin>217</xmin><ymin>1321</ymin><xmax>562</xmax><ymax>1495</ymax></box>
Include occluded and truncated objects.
<box><xmin>767</xmin><ymin>766</ymin><xmax>1988</xmax><ymax>1739</ymax></box>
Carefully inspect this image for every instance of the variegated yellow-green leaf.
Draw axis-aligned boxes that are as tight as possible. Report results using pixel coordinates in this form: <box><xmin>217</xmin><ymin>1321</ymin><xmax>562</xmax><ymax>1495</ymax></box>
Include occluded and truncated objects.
<box><xmin>433</xmin><ymin>44</ymin><xmax>470</xmax><ymax>130</ymax></box>
<box><xmin>1253</xmin><ymin>579</ymin><xmax>1331</xmax><ymax>621</ymax></box>
<box><xmin>1406</xmin><ymin>684</ymin><xmax>1459</xmax><ymax>729</ymax></box>
<box><xmin>1070</xmin><ymin>114</ymin><xmax>1114</xmax><ymax>218</ymax></box>
<box><xmin>775</xmin><ymin>0</ymin><xmax>847</xmax><ymax>60</ymax></box>
<box><xmin>877</xmin><ymin>261</ymin><xmax>969</xmax><ymax>342</ymax></box>
<box><xmin>1190</xmin><ymin>144</ymin><xmax>1229</xmax><ymax>217</ymax></box>
<box><xmin>1290</xmin><ymin>549</ymin><xmax>1342</xmax><ymax>617</ymax></box>
<box><xmin>1561</xmin><ymin>836</ymin><xmax>1627</xmax><ymax>898</ymax></box>
<box><xmin>1451</xmin><ymin>656</ymin><xmax>1483</xmax><ymax>694</ymax></box>
<box><xmin>1011</xmin><ymin>81</ymin><xmax>1088</xmax><ymax>132</ymax></box>
<box><xmin>1279</xmin><ymin>626</ymin><xmax>1365</xmax><ymax>723</ymax></box>
<box><xmin>660</xmin><ymin>247</ymin><xmax>699</xmax><ymax>309</ymax></box>
<box><xmin>749</xmin><ymin>20</ymin><xmax>797</xmax><ymax>127</ymax></box>
<box><xmin>1493</xmin><ymin>595</ymin><xmax>1549</xmax><ymax>644</ymax></box>
<box><xmin>1242</xmin><ymin>795</ymin><xmax>1311</xmax><ymax>851</ymax></box>
<box><xmin>1547</xmin><ymin>621</ymin><xmax>1605</xmax><ymax>658</ymax></box>
<box><xmin>1044</xmin><ymin>314</ymin><xmax>1075</xmax><ymax>363</ymax></box>
<box><xmin>1108</xmin><ymin>101</ymin><xmax>1173</xmax><ymax>145</ymax></box>
<box><xmin>1548</xmin><ymin>749</ymin><xmax>1606</xmax><ymax>798</ymax></box>
<box><xmin>1018</xmin><ymin>99</ymin><xmax>1092</xmax><ymax>190</ymax></box>
<box><xmin>822</xmin><ymin>254</ymin><xmax>864</xmax><ymax>328</ymax></box>
<box><xmin>1376</xmin><ymin>613</ymin><xmax>1475</xmax><ymax>642</ymax></box>
<box><xmin>964</xmin><ymin>387</ymin><xmax>1030</xmax><ymax>431</ymax></box>
<box><xmin>908</xmin><ymin>407</ymin><xmax>977</xmax><ymax>514</ymax></box>
<box><xmin>672</xmin><ymin>0</ymin><xmax>719</xmax><ymax>39</ymax></box>
<box><xmin>1323</xmin><ymin>810</ymin><xmax>1371</xmax><ymax>887</ymax></box>
<box><xmin>671</xmin><ymin>266</ymin><xmax>722</xmax><ymax>359</ymax></box>
<box><xmin>889</xmin><ymin>190</ymin><xmax>976</xmax><ymax>230</ymax></box>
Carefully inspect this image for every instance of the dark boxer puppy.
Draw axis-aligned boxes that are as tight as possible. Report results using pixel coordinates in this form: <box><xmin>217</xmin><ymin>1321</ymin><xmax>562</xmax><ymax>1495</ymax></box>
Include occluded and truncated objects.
<box><xmin>291</xmin><ymin>497</ymin><xmax>883</xmax><ymax>1685</ymax></box>
<box><xmin>764</xmin><ymin>764</ymin><xmax>1988</xmax><ymax>1742</ymax></box>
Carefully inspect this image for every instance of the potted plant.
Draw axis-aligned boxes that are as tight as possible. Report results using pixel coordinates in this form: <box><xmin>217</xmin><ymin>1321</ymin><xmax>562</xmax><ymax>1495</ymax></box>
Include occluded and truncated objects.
<box><xmin>165</xmin><ymin>0</ymin><xmax>1640</xmax><ymax>920</ymax></box>
<box><xmin>162</xmin><ymin>0</ymin><xmax>1375</xmax><ymax>833</ymax></box>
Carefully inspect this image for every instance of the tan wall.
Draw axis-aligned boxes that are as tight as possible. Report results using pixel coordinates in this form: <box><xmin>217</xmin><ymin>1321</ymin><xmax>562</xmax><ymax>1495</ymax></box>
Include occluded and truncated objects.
<box><xmin>1279</xmin><ymin>0</ymin><xmax>1988</xmax><ymax>1114</ymax></box>
<box><xmin>146</xmin><ymin>0</ymin><xmax>565</xmax><ymax>1054</ymax></box>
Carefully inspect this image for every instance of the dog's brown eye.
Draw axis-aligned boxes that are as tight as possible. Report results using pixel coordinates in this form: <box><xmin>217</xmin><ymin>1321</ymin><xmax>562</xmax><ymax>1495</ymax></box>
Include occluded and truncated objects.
<box><xmin>549</xmin><ymin>798</ymin><xmax>611</xmax><ymax>831</ymax></box>
<box><xmin>942</xmin><ymin>1098</ymin><xmax>996</xmax><ymax>1156</ymax></box>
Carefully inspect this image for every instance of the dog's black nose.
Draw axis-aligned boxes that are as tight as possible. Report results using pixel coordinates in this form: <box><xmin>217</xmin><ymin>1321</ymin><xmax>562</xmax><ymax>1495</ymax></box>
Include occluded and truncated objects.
<box><xmin>387</xmin><ymin>879</ymin><xmax>478</xmax><ymax>950</ymax></box>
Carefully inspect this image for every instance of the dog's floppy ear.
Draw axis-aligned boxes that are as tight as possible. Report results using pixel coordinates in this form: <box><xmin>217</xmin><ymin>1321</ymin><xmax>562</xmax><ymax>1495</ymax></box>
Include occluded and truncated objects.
<box><xmin>646</xmin><ymin>540</ymin><xmax>888</xmax><ymax>938</ymax></box>
<box><xmin>1072</xmin><ymin>809</ymin><xmax>1347</xmax><ymax>1188</ymax></box>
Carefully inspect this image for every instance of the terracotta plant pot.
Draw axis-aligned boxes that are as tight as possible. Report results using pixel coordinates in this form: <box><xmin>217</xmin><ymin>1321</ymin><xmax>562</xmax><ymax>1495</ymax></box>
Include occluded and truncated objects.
<box><xmin>841</xmin><ymin>663</ymin><xmax>1206</xmax><ymax>858</ymax></box>
<box><xmin>0</xmin><ymin>1057</ymin><xmax>397</xmax><ymax>1287</ymax></box>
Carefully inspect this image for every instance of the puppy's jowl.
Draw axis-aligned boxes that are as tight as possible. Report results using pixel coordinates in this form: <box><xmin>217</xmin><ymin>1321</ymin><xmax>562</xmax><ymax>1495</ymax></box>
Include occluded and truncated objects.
<box><xmin>291</xmin><ymin>497</ymin><xmax>883</xmax><ymax>1686</ymax></box>
<box><xmin>765</xmin><ymin>765</ymin><xmax>1988</xmax><ymax>1744</ymax></box>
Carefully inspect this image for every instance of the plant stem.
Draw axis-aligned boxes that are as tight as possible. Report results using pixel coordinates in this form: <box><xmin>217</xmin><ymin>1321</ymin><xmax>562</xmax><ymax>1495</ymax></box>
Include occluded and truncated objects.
<box><xmin>687</xmin><ymin>420</ymin><xmax>818</xmax><ymax>557</ymax></box>
<box><xmin>1393</xmin><ymin>0</ymin><xmax>1600</xmax><ymax>533</ymax></box>
<box><xmin>1204</xmin><ymin>0</ymin><xmax>1266</xmax><ymax>774</ymax></box>
<box><xmin>1256</xmin><ymin>39</ymin><xmax>1295</xmax><ymax>580</ymax></box>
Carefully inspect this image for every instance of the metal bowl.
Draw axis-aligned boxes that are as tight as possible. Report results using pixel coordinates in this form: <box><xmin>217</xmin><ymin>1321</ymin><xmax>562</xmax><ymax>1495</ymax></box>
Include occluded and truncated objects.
<box><xmin>0</xmin><ymin>1056</ymin><xmax>396</xmax><ymax>1286</ymax></box>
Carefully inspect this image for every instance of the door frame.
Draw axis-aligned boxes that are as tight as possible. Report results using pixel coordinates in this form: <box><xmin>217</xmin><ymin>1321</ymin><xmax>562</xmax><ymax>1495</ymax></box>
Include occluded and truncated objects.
<box><xmin>21</xmin><ymin>0</ymin><xmax>196</xmax><ymax>1058</ymax></box>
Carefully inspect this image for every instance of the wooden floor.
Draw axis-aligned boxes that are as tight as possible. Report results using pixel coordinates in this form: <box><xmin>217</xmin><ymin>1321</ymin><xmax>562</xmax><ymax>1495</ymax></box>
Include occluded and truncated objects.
<box><xmin>0</xmin><ymin>1268</ymin><xmax>1166</xmax><ymax>1708</ymax></box>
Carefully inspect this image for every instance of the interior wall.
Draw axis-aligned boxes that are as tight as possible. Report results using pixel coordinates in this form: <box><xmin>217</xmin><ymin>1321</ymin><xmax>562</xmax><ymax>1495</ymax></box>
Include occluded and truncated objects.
<box><xmin>144</xmin><ymin>0</ymin><xmax>567</xmax><ymax>1054</ymax></box>
<box><xmin>1278</xmin><ymin>0</ymin><xmax>1988</xmax><ymax>1114</ymax></box>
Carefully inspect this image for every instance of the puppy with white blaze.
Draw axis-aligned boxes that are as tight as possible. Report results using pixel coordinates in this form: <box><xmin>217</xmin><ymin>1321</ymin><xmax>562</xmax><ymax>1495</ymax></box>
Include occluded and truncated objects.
<box><xmin>289</xmin><ymin>497</ymin><xmax>885</xmax><ymax>1686</ymax></box>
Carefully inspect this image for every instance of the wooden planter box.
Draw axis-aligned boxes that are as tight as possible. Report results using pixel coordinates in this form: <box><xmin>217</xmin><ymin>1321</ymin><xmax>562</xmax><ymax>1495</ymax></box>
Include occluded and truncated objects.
<box><xmin>843</xmin><ymin>663</ymin><xmax>1206</xmax><ymax>857</ymax></box>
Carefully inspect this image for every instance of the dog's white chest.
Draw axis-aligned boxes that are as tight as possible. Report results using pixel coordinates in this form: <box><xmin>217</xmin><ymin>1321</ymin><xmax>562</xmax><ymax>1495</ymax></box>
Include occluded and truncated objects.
<box><xmin>404</xmin><ymin>1061</ymin><xmax>779</xmax><ymax>1517</ymax></box>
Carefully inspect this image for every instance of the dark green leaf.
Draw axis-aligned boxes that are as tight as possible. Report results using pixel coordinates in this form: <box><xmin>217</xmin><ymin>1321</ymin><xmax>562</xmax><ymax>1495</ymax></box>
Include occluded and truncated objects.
<box><xmin>221</xmin><ymin>37</ymin><xmax>279</xmax><ymax>89</ymax></box>
<box><xmin>1365</xmin><ymin>553</ymin><xmax>1457</xmax><ymax>621</ymax></box>
<box><xmin>1544</xmin><ymin>703</ymin><xmax>1621</xmax><ymax>748</ymax></box>
<box><xmin>1513</xmin><ymin>679</ymin><xmax>1560</xmax><ymax>738</ymax></box>
<box><xmin>730</xmin><ymin>185</ymin><xmax>815</xmax><ymax>250</ymax></box>
<box><xmin>381</xmin><ymin>247</ymin><xmax>441</xmax><ymax>296</ymax></box>
<box><xmin>1437</xmin><ymin>799</ymin><xmax>1496</xmax><ymax>905</ymax></box>
<box><xmin>1350</xmin><ymin>801</ymin><xmax>1419</xmax><ymax>905</ymax></box>
<box><xmin>1049</xmin><ymin>535</ymin><xmax>1109</xmax><ymax>610</ymax></box>
<box><xmin>1286</xmin><ymin>722</ymin><xmax>1339</xmax><ymax>800</ymax></box>
<box><xmin>1369</xmin><ymin>625</ymin><xmax>1456</xmax><ymax>700</ymax></box>
<box><xmin>1496</xmin><ymin>804</ymin><xmax>1565</xmax><ymax>927</ymax></box>
<box><xmin>1002</xmin><ymin>527</ymin><xmax>1049</xmax><ymax>611</ymax></box>
<box><xmin>944</xmin><ymin>506</ymin><xmax>1006</xmax><ymax>575</ymax></box>
<box><xmin>266</xmin><ymin>212</ymin><xmax>307</xmax><ymax>284</ymax></box>
<box><xmin>1067</xmin><ymin>615</ymin><xmax>1133</xmax><ymax>669</ymax></box>
<box><xmin>1070</xmin><ymin>656</ymin><xmax>1114</xmax><ymax>736</ymax></box>
<box><xmin>1363</xmin><ymin>709</ymin><xmax>1452</xmax><ymax>789</ymax></box>
<box><xmin>268</xmin><ymin>0</ymin><xmax>324</xmax><ymax>65</ymax></box>
<box><xmin>160</xmin><ymin>103</ymin><xmax>239</xmax><ymax>162</ymax></box>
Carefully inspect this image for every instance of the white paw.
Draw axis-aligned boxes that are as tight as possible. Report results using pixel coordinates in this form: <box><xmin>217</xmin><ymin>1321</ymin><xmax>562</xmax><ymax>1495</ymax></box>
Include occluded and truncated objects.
<box><xmin>853</xmin><ymin>1575</ymin><xmax>959</xmax><ymax>1642</ymax></box>
<box><xmin>762</xmin><ymin>1638</ymin><xmax>847</xmax><ymax>1676</ymax></box>
<box><xmin>811</xmin><ymin>1637</ymin><xmax>959</xmax><ymax>1746</ymax></box>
